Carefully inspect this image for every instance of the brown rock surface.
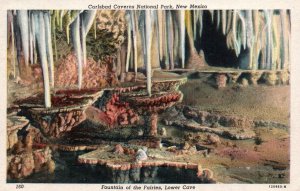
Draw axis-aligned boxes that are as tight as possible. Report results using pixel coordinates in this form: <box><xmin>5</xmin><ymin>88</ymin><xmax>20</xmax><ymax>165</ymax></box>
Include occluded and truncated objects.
<box><xmin>55</xmin><ymin>54</ymin><xmax>118</xmax><ymax>90</ymax></box>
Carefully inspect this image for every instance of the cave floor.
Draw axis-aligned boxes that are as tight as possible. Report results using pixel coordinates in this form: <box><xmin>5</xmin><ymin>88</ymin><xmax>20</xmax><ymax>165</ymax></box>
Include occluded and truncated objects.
<box><xmin>8</xmin><ymin>77</ymin><xmax>290</xmax><ymax>183</ymax></box>
<box><xmin>50</xmin><ymin>79</ymin><xmax>290</xmax><ymax>184</ymax></box>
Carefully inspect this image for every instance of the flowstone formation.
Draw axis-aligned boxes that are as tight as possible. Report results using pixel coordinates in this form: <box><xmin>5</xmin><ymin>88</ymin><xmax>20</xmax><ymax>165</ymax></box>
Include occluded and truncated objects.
<box><xmin>120</xmin><ymin>70</ymin><xmax>187</xmax><ymax>136</ymax></box>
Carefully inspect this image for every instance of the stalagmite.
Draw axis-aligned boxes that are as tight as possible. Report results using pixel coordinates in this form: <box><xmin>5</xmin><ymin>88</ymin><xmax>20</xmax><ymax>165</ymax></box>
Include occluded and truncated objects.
<box><xmin>179</xmin><ymin>10</ymin><xmax>185</xmax><ymax>68</ymax></box>
<box><xmin>16</xmin><ymin>10</ymin><xmax>29</xmax><ymax>66</ymax></box>
<box><xmin>185</xmin><ymin>10</ymin><xmax>206</xmax><ymax>69</ymax></box>
<box><xmin>145</xmin><ymin>10</ymin><xmax>152</xmax><ymax>96</ymax></box>
<box><xmin>71</xmin><ymin>16</ymin><xmax>83</xmax><ymax>89</ymax></box>
<box><xmin>125</xmin><ymin>12</ymin><xmax>132</xmax><ymax>72</ymax></box>
<box><xmin>33</xmin><ymin>11</ymin><xmax>51</xmax><ymax>107</ymax></box>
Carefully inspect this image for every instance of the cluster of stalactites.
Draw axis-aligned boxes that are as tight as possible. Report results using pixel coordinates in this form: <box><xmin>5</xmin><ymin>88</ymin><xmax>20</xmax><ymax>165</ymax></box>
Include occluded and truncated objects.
<box><xmin>8</xmin><ymin>10</ymin><xmax>97</xmax><ymax>107</ymax></box>
<box><xmin>7</xmin><ymin>10</ymin><xmax>291</xmax><ymax>106</ymax></box>
<box><xmin>124</xmin><ymin>10</ymin><xmax>187</xmax><ymax>73</ymax></box>
<box><xmin>124</xmin><ymin>10</ymin><xmax>290</xmax><ymax>72</ymax></box>
<box><xmin>209</xmin><ymin>10</ymin><xmax>290</xmax><ymax>70</ymax></box>
<box><xmin>8</xmin><ymin>10</ymin><xmax>54</xmax><ymax>107</ymax></box>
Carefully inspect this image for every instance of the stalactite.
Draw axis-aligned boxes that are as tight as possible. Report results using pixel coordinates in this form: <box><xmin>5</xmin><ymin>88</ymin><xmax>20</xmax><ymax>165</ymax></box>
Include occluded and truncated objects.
<box><xmin>80</xmin><ymin>10</ymin><xmax>97</xmax><ymax>67</ymax></box>
<box><xmin>59</xmin><ymin>11</ymin><xmax>63</xmax><ymax>30</ymax></box>
<box><xmin>152</xmin><ymin>10</ymin><xmax>161</xmax><ymax>69</ymax></box>
<box><xmin>216</xmin><ymin>10</ymin><xmax>220</xmax><ymax>31</ymax></box>
<box><xmin>166</xmin><ymin>10</ymin><xmax>174</xmax><ymax>69</ymax></box>
<box><xmin>145</xmin><ymin>10</ymin><xmax>152</xmax><ymax>96</ymax></box>
<box><xmin>64</xmin><ymin>10</ymin><xmax>81</xmax><ymax>44</ymax></box>
<box><xmin>28</xmin><ymin>12</ymin><xmax>34</xmax><ymax>65</ymax></box>
<box><xmin>209</xmin><ymin>10</ymin><xmax>214</xmax><ymax>23</ymax></box>
<box><xmin>232</xmin><ymin>10</ymin><xmax>239</xmax><ymax>57</ymax></box>
<box><xmin>33</xmin><ymin>11</ymin><xmax>51</xmax><ymax>107</ymax></box>
<box><xmin>8</xmin><ymin>11</ymin><xmax>17</xmax><ymax>78</ymax></box>
<box><xmin>93</xmin><ymin>17</ymin><xmax>97</xmax><ymax>39</ymax></box>
<box><xmin>286</xmin><ymin>11</ymin><xmax>291</xmax><ymax>69</ymax></box>
<box><xmin>71</xmin><ymin>16</ymin><xmax>83</xmax><ymax>89</ymax></box>
<box><xmin>198</xmin><ymin>10</ymin><xmax>203</xmax><ymax>40</ymax></box>
<box><xmin>139</xmin><ymin>11</ymin><xmax>147</xmax><ymax>70</ymax></box>
<box><xmin>268</xmin><ymin>10</ymin><xmax>274</xmax><ymax>70</ymax></box>
<box><xmin>55</xmin><ymin>11</ymin><xmax>60</xmax><ymax>28</ymax></box>
<box><xmin>131</xmin><ymin>11</ymin><xmax>138</xmax><ymax>78</ymax></box>
<box><xmin>172</xmin><ymin>13</ymin><xmax>179</xmax><ymax>67</ymax></box>
<box><xmin>16</xmin><ymin>10</ymin><xmax>29</xmax><ymax>66</ymax></box>
<box><xmin>259</xmin><ymin>11</ymin><xmax>268</xmax><ymax>69</ymax></box>
<box><xmin>185</xmin><ymin>10</ymin><xmax>196</xmax><ymax>53</ymax></box>
<box><xmin>179</xmin><ymin>10</ymin><xmax>185</xmax><ymax>68</ymax></box>
<box><xmin>125</xmin><ymin>12</ymin><xmax>132</xmax><ymax>73</ymax></box>
<box><xmin>226</xmin><ymin>10</ymin><xmax>232</xmax><ymax>34</ymax></box>
<box><xmin>157</xmin><ymin>10</ymin><xmax>164</xmax><ymax>63</ymax></box>
<box><xmin>44</xmin><ymin>11</ymin><xmax>55</xmax><ymax>88</ymax></box>
<box><xmin>237</xmin><ymin>11</ymin><xmax>246</xmax><ymax>50</ymax></box>
<box><xmin>80</xmin><ymin>16</ymin><xmax>85</xmax><ymax>69</ymax></box>
<box><xmin>193</xmin><ymin>10</ymin><xmax>198</xmax><ymax>40</ymax></box>
<box><xmin>252</xmin><ymin>10</ymin><xmax>260</xmax><ymax>70</ymax></box>
<box><xmin>245</xmin><ymin>10</ymin><xmax>254</xmax><ymax>69</ymax></box>
<box><xmin>280</xmin><ymin>10</ymin><xmax>289</xmax><ymax>70</ymax></box>
<box><xmin>8</xmin><ymin>11</ymin><xmax>14</xmax><ymax>77</ymax></box>
<box><xmin>164</xmin><ymin>11</ymin><xmax>170</xmax><ymax>69</ymax></box>
<box><xmin>162</xmin><ymin>11</ymin><xmax>170</xmax><ymax>69</ymax></box>
<box><xmin>50</xmin><ymin>11</ymin><xmax>58</xmax><ymax>61</ymax></box>
<box><xmin>222</xmin><ymin>10</ymin><xmax>227</xmax><ymax>35</ymax></box>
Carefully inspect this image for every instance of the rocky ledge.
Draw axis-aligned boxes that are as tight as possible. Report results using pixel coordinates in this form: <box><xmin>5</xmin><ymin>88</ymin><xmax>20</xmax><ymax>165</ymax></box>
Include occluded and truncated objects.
<box><xmin>77</xmin><ymin>144</ymin><xmax>215</xmax><ymax>182</ymax></box>
<box><xmin>7</xmin><ymin>115</ymin><xmax>29</xmax><ymax>149</ymax></box>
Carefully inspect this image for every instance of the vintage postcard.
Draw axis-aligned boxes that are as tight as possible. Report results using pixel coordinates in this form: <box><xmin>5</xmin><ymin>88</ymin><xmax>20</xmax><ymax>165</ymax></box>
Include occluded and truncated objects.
<box><xmin>1</xmin><ymin>0</ymin><xmax>300</xmax><ymax>191</ymax></box>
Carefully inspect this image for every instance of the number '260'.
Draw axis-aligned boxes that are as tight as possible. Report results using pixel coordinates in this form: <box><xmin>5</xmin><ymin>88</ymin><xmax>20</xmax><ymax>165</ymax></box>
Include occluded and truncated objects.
<box><xmin>16</xmin><ymin>184</ymin><xmax>24</xmax><ymax>189</ymax></box>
